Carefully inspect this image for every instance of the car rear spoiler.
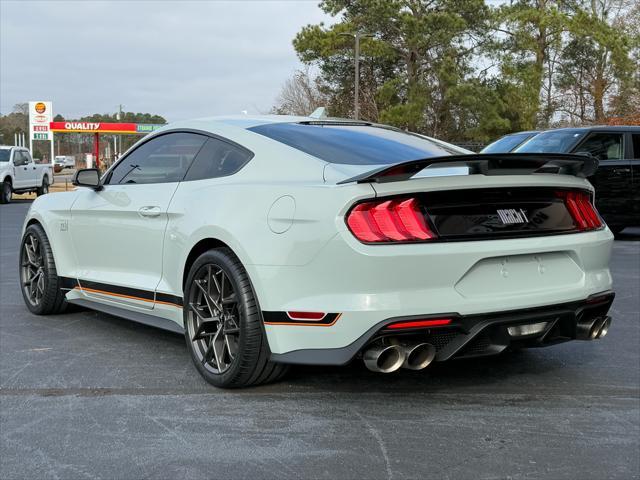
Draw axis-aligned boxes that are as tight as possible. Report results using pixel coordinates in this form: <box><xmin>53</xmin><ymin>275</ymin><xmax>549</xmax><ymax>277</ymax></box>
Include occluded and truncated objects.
<box><xmin>337</xmin><ymin>153</ymin><xmax>598</xmax><ymax>184</ymax></box>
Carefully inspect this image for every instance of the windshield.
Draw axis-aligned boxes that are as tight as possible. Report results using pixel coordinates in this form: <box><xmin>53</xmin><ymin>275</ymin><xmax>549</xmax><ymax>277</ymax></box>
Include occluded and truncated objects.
<box><xmin>481</xmin><ymin>133</ymin><xmax>536</xmax><ymax>153</ymax></box>
<box><xmin>514</xmin><ymin>130</ymin><xmax>585</xmax><ymax>153</ymax></box>
<box><xmin>249</xmin><ymin>123</ymin><xmax>457</xmax><ymax>165</ymax></box>
<box><xmin>0</xmin><ymin>150</ymin><xmax>10</xmax><ymax>162</ymax></box>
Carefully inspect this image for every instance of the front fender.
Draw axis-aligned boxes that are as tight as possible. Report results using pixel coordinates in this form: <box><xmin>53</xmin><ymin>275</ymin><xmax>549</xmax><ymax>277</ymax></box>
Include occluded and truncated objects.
<box><xmin>23</xmin><ymin>191</ymin><xmax>80</xmax><ymax>278</ymax></box>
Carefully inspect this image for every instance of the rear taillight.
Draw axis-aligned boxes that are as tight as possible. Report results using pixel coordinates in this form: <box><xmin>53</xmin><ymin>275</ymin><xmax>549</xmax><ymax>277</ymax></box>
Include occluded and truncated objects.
<box><xmin>556</xmin><ymin>190</ymin><xmax>603</xmax><ymax>231</ymax></box>
<box><xmin>346</xmin><ymin>197</ymin><xmax>436</xmax><ymax>243</ymax></box>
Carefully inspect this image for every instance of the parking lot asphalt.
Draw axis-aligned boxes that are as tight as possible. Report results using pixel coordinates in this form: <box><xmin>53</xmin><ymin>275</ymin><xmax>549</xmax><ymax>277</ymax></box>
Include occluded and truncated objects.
<box><xmin>1</xmin><ymin>200</ymin><xmax>638</xmax><ymax>480</ymax></box>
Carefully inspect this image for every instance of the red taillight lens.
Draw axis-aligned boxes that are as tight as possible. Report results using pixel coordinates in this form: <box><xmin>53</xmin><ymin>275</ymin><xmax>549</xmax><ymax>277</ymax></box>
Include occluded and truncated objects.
<box><xmin>347</xmin><ymin>197</ymin><xmax>436</xmax><ymax>243</ymax></box>
<box><xmin>556</xmin><ymin>190</ymin><xmax>603</xmax><ymax>231</ymax></box>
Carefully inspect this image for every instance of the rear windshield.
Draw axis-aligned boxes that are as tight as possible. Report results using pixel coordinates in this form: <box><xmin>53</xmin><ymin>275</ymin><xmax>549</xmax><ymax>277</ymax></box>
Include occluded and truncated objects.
<box><xmin>0</xmin><ymin>150</ymin><xmax>10</xmax><ymax>162</ymax></box>
<box><xmin>481</xmin><ymin>133</ymin><xmax>535</xmax><ymax>153</ymax></box>
<box><xmin>514</xmin><ymin>130</ymin><xmax>585</xmax><ymax>153</ymax></box>
<box><xmin>248</xmin><ymin>123</ymin><xmax>457</xmax><ymax>165</ymax></box>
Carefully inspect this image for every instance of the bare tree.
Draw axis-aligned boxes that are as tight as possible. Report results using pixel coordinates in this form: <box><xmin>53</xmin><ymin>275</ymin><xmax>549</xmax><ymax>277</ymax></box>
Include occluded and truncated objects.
<box><xmin>13</xmin><ymin>103</ymin><xmax>28</xmax><ymax>115</ymax></box>
<box><xmin>272</xmin><ymin>69</ymin><xmax>329</xmax><ymax>116</ymax></box>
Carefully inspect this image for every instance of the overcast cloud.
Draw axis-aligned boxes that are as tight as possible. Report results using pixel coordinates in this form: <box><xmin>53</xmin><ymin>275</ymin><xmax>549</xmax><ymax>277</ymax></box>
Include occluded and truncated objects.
<box><xmin>0</xmin><ymin>0</ymin><xmax>331</xmax><ymax>121</ymax></box>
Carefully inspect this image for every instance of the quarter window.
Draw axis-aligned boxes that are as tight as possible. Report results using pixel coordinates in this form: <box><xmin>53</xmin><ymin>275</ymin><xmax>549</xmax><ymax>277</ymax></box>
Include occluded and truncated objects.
<box><xmin>574</xmin><ymin>133</ymin><xmax>624</xmax><ymax>161</ymax></box>
<box><xmin>183</xmin><ymin>138</ymin><xmax>252</xmax><ymax>181</ymax></box>
<box><xmin>106</xmin><ymin>132</ymin><xmax>207</xmax><ymax>185</ymax></box>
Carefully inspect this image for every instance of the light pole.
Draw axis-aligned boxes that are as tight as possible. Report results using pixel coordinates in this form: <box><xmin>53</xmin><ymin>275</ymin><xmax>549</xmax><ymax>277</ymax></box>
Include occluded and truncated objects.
<box><xmin>116</xmin><ymin>104</ymin><xmax>124</xmax><ymax>157</ymax></box>
<box><xmin>340</xmin><ymin>32</ymin><xmax>373</xmax><ymax>120</ymax></box>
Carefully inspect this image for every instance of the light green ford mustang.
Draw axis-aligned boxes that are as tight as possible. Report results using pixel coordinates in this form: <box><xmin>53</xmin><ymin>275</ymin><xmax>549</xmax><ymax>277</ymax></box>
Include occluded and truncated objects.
<box><xmin>20</xmin><ymin>115</ymin><xmax>614</xmax><ymax>388</ymax></box>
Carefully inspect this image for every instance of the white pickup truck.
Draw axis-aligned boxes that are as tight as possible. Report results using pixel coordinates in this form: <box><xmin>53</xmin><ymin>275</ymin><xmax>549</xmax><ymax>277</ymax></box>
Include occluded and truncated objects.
<box><xmin>0</xmin><ymin>146</ymin><xmax>54</xmax><ymax>204</ymax></box>
<box><xmin>54</xmin><ymin>155</ymin><xmax>75</xmax><ymax>169</ymax></box>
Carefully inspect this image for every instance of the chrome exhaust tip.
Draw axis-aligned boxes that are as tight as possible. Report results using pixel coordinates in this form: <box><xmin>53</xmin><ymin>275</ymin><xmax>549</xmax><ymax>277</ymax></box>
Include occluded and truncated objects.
<box><xmin>363</xmin><ymin>344</ymin><xmax>405</xmax><ymax>373</ymax></box>
<box><xmin>596</xmin><ymin>316</ymin><xmax>611</xmax><ymax>339</ymax></box>
<box><xmin>576</xmin><ymin>316</ymin><xmax>604</xmax><ymax>340</ymax></box>
<box><xmin>401</xmin><ymin>343</ymin><xmax>436</xmax><ymax>370</ymax></box>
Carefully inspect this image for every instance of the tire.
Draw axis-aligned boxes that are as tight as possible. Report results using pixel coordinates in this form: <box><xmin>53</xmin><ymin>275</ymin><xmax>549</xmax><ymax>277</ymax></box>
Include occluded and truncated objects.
<box><xmin>37</xmin><ymin>177</ymin><xmax>49</xmax><ymax>196</ymax></box>
<box><xmin>0</xmin><ymin>181</ymin><xmax>12</xmax><ymax>204</ymax></box>
<box><xmin>183</xmin><ymin>248</ymin><xmax>288</xmax><ymax>388</ymax></box>
<box><xmin>19</xmin><ymin>223</ymin><xmax>68</xmax><ymax>315</ymax></box>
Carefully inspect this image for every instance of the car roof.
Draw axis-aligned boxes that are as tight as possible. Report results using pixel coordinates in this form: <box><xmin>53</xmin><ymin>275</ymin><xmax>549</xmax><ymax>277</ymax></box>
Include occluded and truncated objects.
<box><xmin>539</xmin><ymin>125</ymin><xmax>640</xmax><ymax>132</ymax></box>
<box><xmin>164</xmin><ymin>114</ymin><xmax>405</xmax><ymax>133</ymax></box>
<box><xmin>171</xmin><ymin>114</ymin><xmax>373</xmax><ymax>130</ymax></box>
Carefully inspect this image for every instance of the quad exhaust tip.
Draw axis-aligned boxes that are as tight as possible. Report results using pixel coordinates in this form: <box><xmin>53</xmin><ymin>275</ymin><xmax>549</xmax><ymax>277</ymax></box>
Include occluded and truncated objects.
<box><xmin>576</xmin><ymin>315</ymin><xmax>612</xmax><ymax>340</ymax></box>
<box><xmin>363</xmin><ymin>344</ymin><xmax>405</xmax><ymax>373</ymax></box>
<box><xmin>363</xmin><ymin>342</ymin><xmax>436</xmax><ymax>373</ymax></box>
<box><xmin>402</xmin><ymin>343</ymin><xmax>436</xmax><ymax>370</ymax></box>
<box><xmin>596</xmin><ymin>316</ymin><xmax>611</xmax><ymax>339</ymax></box>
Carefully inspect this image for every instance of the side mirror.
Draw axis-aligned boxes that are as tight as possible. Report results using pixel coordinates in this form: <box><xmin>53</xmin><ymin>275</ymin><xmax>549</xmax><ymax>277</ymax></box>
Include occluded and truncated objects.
<box><xmin>13</xmin><ymin>157</ymin><xmax>27</xmax><ymax>167</ymax></box>
<box><xmin>73</xmin><ymin>168</ymin><xmax>102</xmax><ymax>190</ymax></box>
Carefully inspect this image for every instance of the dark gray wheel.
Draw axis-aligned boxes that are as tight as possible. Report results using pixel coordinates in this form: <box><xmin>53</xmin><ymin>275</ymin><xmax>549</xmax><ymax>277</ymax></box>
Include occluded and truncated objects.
<box><xmin>183</xmin><ymin>248</ymin><xmax>288</xmax><ymax>388</ymax></box>
<box><xmin>19</xmin><ymin>223</ymin><xmax>68</xmax><ymax>315</ymax></box>
<box><xmin>0</xmin><ymin>181</ymin><xmax>12</xmax><ymax>204</ymax></box>
<box><xmin>37</xmin><ymin>177</ymin><xmax>49</xmax><ymax>196</ymax></box>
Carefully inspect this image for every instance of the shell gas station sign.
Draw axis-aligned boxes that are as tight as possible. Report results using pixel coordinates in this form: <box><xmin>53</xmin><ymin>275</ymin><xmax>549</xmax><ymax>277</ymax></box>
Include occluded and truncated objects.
<box><xmin>29</xmin><ymin>101</ymin><xmax>53</xmax><ymax>141</ymax></box>
<box><xmin>29</xmin><ymin>101</ymin><xmax>55</xmax><ymax>163</ymax></box>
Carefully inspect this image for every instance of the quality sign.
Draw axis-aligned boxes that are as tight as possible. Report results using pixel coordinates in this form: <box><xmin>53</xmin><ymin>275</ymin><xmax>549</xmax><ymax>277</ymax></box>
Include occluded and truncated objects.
<box><xmin>49</xmin><ymin>122</ymin><xmax>164</xmax><ymax>135</ymax></box>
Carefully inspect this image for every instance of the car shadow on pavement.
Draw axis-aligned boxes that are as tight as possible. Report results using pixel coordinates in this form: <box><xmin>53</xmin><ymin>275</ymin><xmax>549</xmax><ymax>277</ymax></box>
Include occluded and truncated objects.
<box><xmin>282</xmin><ymin>350</ymin><xmax>570</xmax><ymax>395</ymax></box>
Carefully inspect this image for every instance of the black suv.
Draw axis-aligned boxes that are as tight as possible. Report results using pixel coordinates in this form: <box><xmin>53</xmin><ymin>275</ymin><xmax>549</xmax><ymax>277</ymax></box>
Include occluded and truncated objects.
<box><xmin>514</xmin><ymin>126</ymin><xmax>640</xmax><ymax>234</ymax></box>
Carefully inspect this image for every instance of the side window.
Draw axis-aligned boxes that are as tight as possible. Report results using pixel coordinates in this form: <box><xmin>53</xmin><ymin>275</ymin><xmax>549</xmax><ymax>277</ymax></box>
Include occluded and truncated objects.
<box><xmin>183</xmin><ymin>138</ymin><xmax>253</xmax><ymax>181</ymax></box>
<box><xmin>632</xmin><ymin>134</ymin><xmax>640</xmax><ymax>159</ymax></box>
<box><xmin>13</xmin><ymin>151</ymin><xmax>25</xmax><ymax>165</ymax></box>
<box><xmin>106</xmin><ymin>132</ymin><xmax>207</xmax><ymax>185</ymax></box>
<box><xmin>574</xmin><ymin>133</ymin><xmax>623</xmax><ymax>161</ymax></box>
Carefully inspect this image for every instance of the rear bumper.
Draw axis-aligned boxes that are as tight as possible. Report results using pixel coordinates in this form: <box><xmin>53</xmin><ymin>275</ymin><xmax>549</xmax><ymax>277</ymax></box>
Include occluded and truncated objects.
<box><xmin>270</xmin><ymin>291</ymin><xmax>615</xmax><ymax>365</ymax></box>
<box><xmin>252</xmin><ymin>227</ymin><xmax>613</xmax><ymax>356</ymax></box>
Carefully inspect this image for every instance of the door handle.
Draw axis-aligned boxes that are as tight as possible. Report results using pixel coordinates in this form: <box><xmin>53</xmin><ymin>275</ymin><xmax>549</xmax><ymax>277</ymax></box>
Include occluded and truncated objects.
<box><xmin>138</xmin><ymin>206</ymin><xmax>161</xmax><ymax>217</ymax></box>
<box><xmin>613</xmin><ymin>168</ymin><xmax>631</xmax><ymax>173</ymax></box>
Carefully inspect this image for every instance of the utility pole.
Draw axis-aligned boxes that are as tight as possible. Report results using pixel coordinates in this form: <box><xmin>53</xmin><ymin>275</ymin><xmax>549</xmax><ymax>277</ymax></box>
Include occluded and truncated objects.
<box><xmin>340</xmin><ymin>32</ymin><xmax>373</xmax><ymax>120</ymax></box>
<box><xmin>117</xmin><ymin>104</ymin><xmax>124</xmax><ymax>157</ymax></box>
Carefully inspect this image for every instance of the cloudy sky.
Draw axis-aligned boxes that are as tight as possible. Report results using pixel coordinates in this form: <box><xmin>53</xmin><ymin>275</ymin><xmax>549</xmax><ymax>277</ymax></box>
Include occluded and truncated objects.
<box><xmin>0</xmin><ymin>0</ymin><xmax>331</xmax><ymax>121</ymax></box>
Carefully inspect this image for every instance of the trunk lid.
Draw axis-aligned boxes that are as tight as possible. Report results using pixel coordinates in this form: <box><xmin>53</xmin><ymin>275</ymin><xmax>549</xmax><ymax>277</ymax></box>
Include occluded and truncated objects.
<box><xmin>352</xmin><ymin>173</ymin><xmax>601</xmax><ymax>242</ymax></box>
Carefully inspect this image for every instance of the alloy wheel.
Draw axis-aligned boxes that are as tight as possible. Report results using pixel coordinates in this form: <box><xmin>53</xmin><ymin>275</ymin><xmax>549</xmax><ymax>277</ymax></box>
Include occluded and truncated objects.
<box><xmin>21</xmin><ymin>234</ymin><xmax>45</xmax><ymax>306</ymax></box>
<box><xmin>186</xmin><ymin>264</ymin><xmax>240</xmax><ymax>374</ymax></box>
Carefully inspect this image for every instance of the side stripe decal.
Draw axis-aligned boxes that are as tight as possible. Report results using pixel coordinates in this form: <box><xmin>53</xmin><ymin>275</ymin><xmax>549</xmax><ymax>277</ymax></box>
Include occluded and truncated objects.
<box><xmin>156</xmin><ymin>292</ymin><xmax>184</xmax><ymax>307</ymax></box>
<box><xmin>263</xmin><ymin>312</ymin><xmax>341</xmax><ymax>327</ymax></box>
<box><xmin>79</xmin><ymin>279</ymin><xmax>154</xmax><ymax>301</ymax></box>
<box><xmin>60</xmin><ymin>277</ymin><xmax>183</xmax><ymax>308</ymax></box>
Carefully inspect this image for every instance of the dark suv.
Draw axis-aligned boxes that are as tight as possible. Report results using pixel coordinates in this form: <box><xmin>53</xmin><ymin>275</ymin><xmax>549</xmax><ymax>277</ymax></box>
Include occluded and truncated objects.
<box><xmin>514</xmin><ymin>126</ymin><xmax>640</xmax><ymax>234</ymax></box>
